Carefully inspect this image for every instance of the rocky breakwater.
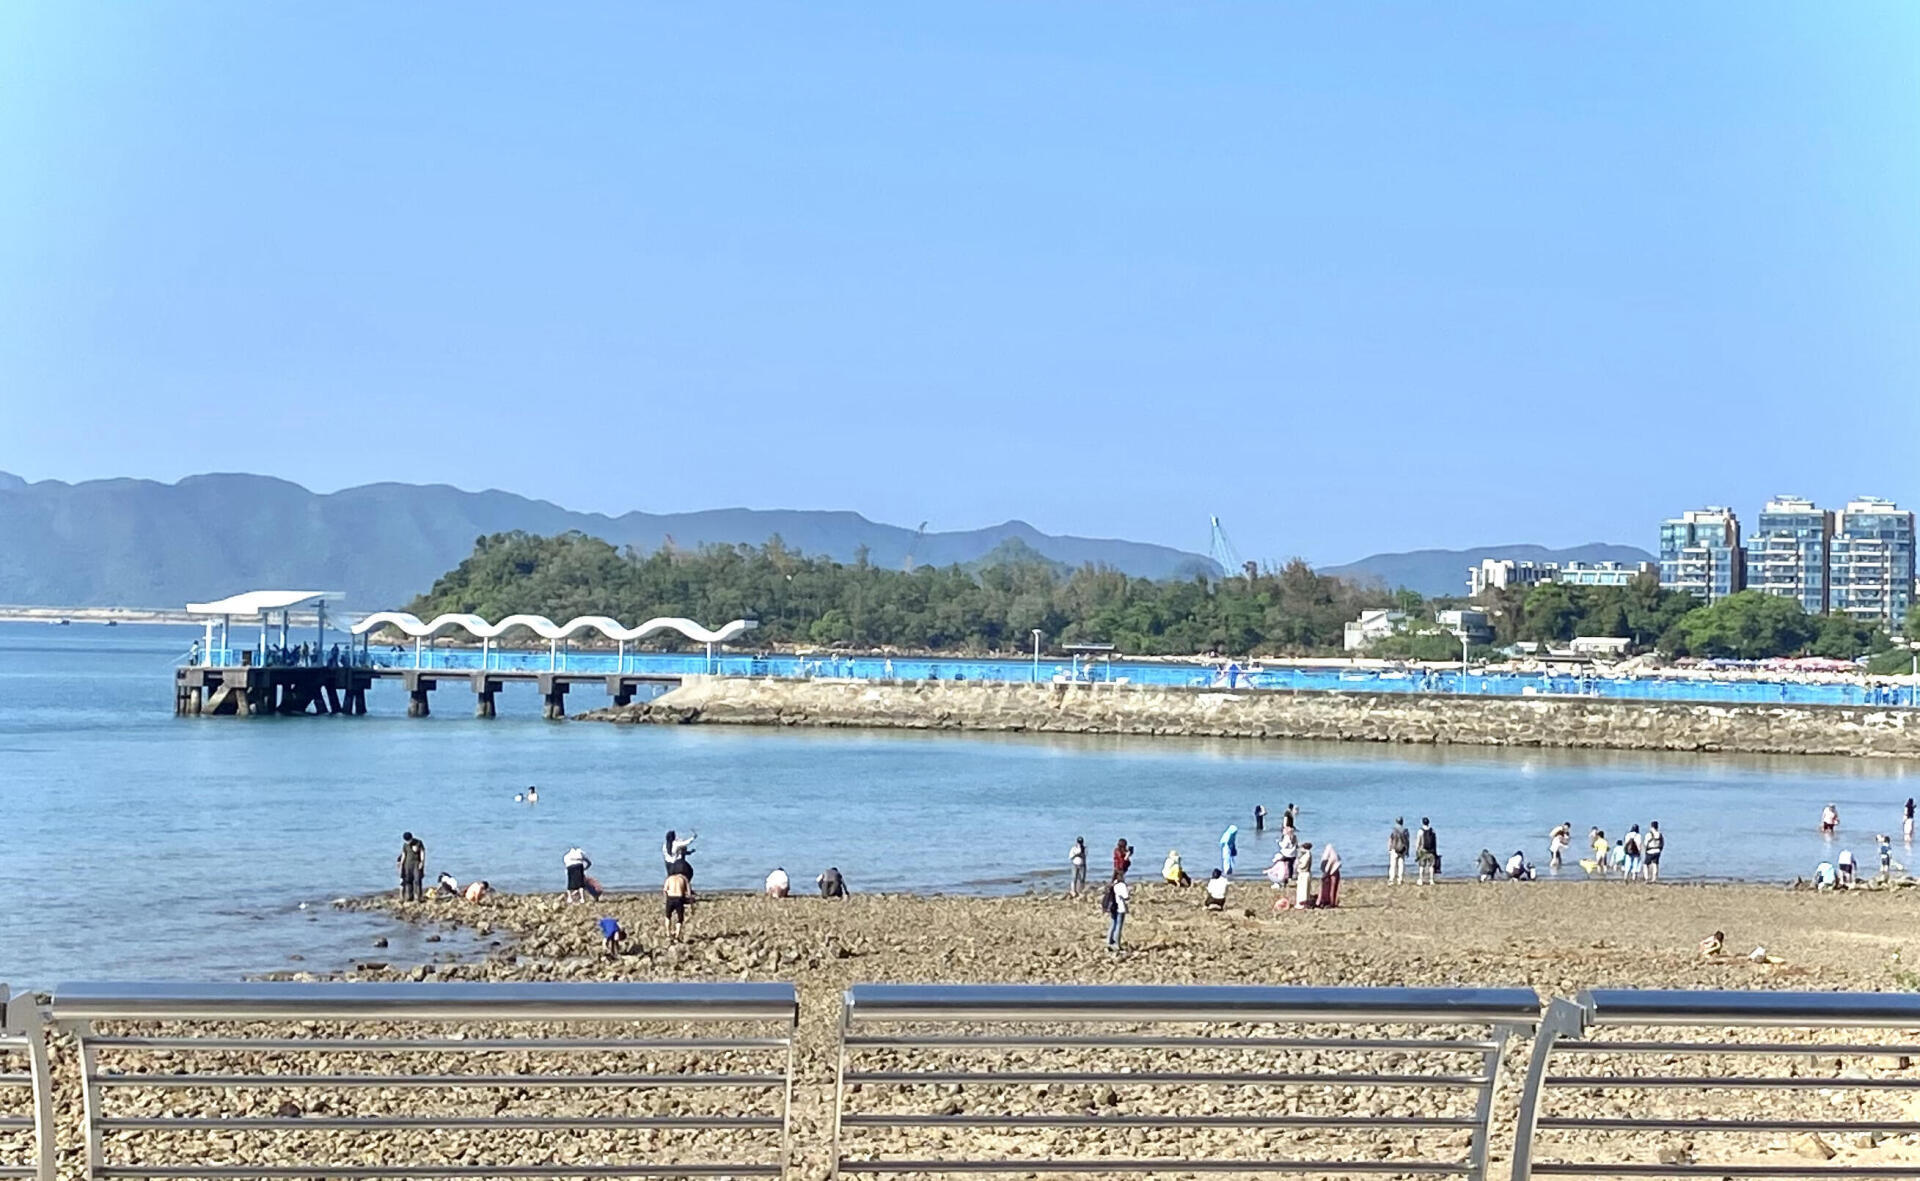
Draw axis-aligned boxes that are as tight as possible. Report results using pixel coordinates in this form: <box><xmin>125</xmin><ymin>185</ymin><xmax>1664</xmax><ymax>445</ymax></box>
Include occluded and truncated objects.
<box><xmin>582</xmin><ymin>676</ymin><xmax>1920</xmax><ymax>757</ymax></box>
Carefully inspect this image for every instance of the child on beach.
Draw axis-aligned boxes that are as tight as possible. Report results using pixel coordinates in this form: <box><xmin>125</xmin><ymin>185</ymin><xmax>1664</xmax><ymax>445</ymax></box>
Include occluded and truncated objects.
<box><xmin>1837</xmin><ymin>849</ymin><xmax>1857</xmax><ymax>888</ymax></box>
<box><xmin>598</xmin><ymin>916</ymin><xmax>625</xmax><ymax>957</ymax></box>
<box><xmin>1879</xmin><ymin>834</ymin><xmax>1895</xmax><ymax>882</ymax></box>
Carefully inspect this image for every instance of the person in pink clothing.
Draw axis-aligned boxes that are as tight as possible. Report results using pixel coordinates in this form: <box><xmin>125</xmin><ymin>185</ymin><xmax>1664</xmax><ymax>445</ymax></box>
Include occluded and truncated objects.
<box><xmin>1319</xmin><ymin>842</ymin><xmax>1343</xmax><ymax>908</ymax></box>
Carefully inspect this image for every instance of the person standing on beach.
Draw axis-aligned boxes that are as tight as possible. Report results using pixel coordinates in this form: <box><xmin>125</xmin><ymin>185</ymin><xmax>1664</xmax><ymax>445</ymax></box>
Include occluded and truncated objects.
<box><xmin>396</xmin><ymin>832</ymin><xmax>425</xmax><ymax>902</ymax></box>
<box><xmin>1387</xmin><ymin>818</ymin><xmax>1410</xmax><ymax>886</ymax></box>
<box><xmin>1319</xmin><ymin>842</ymin><xmax>1342</xmax><ymax>908</ymax></box>
<box><xmin>1294</xmin><ymin>843</ymin><xmax>1315</xmax><ymax>908</ymax></box>
<box><xmin>1219</xmin><ymin>825</ymin><xmax>1239</xmax><ymax>876</ymax></box>
<box><xmin>1253</xmin><ymin>805</ymin><xmax>1267</xmax><ymax>832</ymax></box>
<box><xmin>664</xmin><ymin>858</ymin><xmax>692</xmax><ymax>941</ymax></box>
<box><xmin>1112</xmin><ymin>839</ymin><xmax>1133</xmax><ymax>879</ymax></box>
<box><xmin>1415</xmin><ymin>818</ymin><xmax>1439</xmax><ymax>886</ymax></box>
<box><xmin>1102</xmin><ymin>873</ymin><xmax>1131</xmax><ymax>952</ymax></box>
<box><xmin>1068</xmin><ymin>837</ymin><xmax>1088</xmax><ymax>897</ymax></box>
<box><xmin>1822</xmin><ymin>804</ymin><xmax>1839</xmax><ymax>836</ymax></box>
<box><xmin>1276</xmin><ymin>823</ymin><xmax>1299</xmax><ymax>887</ymax></box>
<box><xmin>1622</xmin><ymin>826</ymin><xmax>1644</xmax><ymax>881</ymax></box>
<box><xmin>1905</xmin><ymin>799</ymin><xmax>1914</xmax><ymax>845</ymax></box>
<box><xmin>1643</xmin><ymin>822</ymin><xmax>1664</xmax><ymax>882</ymax></box>
<box><xmin>563</xmin><ymin>846</ymin><xmax>592</xmax><ymax>903</ymax></box>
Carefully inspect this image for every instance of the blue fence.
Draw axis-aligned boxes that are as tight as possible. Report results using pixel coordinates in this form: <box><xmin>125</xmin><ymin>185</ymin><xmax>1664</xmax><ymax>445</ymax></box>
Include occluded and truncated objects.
<box><xmin>188</xmin><ymin>646</ymin><xmax>1919</xmax><ymax>709</ymax></box>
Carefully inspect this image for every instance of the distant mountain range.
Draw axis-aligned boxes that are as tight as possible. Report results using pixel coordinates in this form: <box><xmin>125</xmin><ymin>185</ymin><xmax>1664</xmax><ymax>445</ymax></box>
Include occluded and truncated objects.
<box><xmin>0</xmin><ymin>472</ymin><xmax>1221</xmax><ymax>608</ymax></box>
<box><xmin>1321</xmin><ymin>543</ymin><xmax>1656</xmax><ymax>598</ymax></box>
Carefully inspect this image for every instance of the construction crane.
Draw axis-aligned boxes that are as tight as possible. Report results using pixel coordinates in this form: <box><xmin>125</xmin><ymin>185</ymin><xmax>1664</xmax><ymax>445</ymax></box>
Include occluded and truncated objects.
<box><xmin>1208</xmin><ymin>516</ymin><xmax>1247</xmax><ymax>579</ymax></box>
<box><xmin>903</xmin><ymin>521</ymin><xmax>928</xmax><ymax>572</ymax></box>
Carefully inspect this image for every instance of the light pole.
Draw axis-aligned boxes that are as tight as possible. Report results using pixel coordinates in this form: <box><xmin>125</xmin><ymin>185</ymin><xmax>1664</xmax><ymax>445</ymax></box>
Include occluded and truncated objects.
<box><xmin>1032</xmin><ymin>630</ymin><xmax>1042</xmax><ymax>683</ymax></box>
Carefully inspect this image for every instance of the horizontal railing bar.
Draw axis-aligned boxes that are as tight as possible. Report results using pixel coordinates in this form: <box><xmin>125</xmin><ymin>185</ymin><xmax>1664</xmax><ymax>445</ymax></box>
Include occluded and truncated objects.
<box><xmin>102</xmin><ymin>1115</ymin><xmax>782</xmax><ymax>1131</ymax></box>
<box><xmin>95</xmin><ymin>1168</ymin><xmax>781</xmax><ymax>1179</ymax></box>
<box><xmin>1547</xmin><ymin>1075</ymin><xmax>1920</xmax><ymax>1090</ymax></box>
<box><xmin>835</xmin><ymin>1160</ymin><xmax>1469</xmax><ymax>1175</ymax></box>
<box><xmin>843</xmin><ymin>983</ymin><xmax>1540</xmax><ymax>1028</ymax></box>
<box><xmin>1540</xmin><ymin>1117</ymin><xmax>1920</xmax><ymax>1133</ymax></box>
<box><xmin>87</xmin><ymin>1036</ymin><xmax>786</xmax><ymax>1052</ymax></box>
<box><xmin>0</xmin><ymin>1169</ymin><xmax>34</xmax><ymax>1179</ymax></box>
<box><xmin>94</xmin><ymin>1072</ymin><xmax>784</xmax><ymax>1088</ymax></box>
<box><xmin>844</xmin><ymin>1070</ymin><xmax>1487</xmax><ymax>1087</ymax></box>
<box><xmin>1531</xmin><ymin>1166</ymin><xmax>1920</xmax><ymax>1178</ymax></box>
<box><xmin>844</xmin><ymin>1034</ymin><xmax>1494</xmax><ymax>1052</ymax></box>
<box><xmin>842</xmin><ymin>1114</ymin><xmax>1480</xmax><ymax>1129</ymax></box>
<box><xmin>0</xmin><ymin>1116</ymin><xmax>30</xmax><ymax>1128</ymax></box>
<box><xmin>53</xmin><ymin>980</ymin><xmax>800</xmax><ymax>1025</ymax></box>
<box><xmin>1581</xmin><ymin>988</ymin><xmax>1920</xmax><ymax>1029</ymax></box>
<box><xmin>0</xmin><ymin>1075</ymin><xmax>28</xmax><ymax>1086</ymax></box>
<box><xmin>1557</xmin><ymin>1040</ymin><xmax>1920</xmax><ymax>1057</ymax></box>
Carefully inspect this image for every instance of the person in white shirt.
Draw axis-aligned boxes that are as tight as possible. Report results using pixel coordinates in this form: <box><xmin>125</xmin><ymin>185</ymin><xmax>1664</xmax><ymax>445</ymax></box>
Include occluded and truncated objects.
<box><xmin>1203</xmin><ymin>869</ymin><xmax>1229</xmax><ymax>912</ymax></box>
<box><xmin>1068</xmin><ymin>837</ymin><xmax>1087</xmax><ymax>897</ymax></box>
<box><xmin>1505</xmin><ymin>851</ymin><xmax>1532</xmax><ymax>881</ymax></box>
<box><xmin>764</xmin><ymin>867</ymin><xmax>791</xmax><ymax>898</ymax></box>
<box><xmin>1103</xmin><ymin>874</ymin><xmax>1131</xmax><ymax>951</ymax></box>
<box><xmin>562</xmin><ymin>847</ymin><xmax>591</xmax><ymax>903</ymax></box>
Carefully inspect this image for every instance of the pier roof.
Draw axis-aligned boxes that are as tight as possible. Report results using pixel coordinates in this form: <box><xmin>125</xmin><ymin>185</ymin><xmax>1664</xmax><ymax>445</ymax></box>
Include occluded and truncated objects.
<box><xmin>185</xmin><ymin>590</ymin><xmax>344</xmax><ymax>617</ymax></box>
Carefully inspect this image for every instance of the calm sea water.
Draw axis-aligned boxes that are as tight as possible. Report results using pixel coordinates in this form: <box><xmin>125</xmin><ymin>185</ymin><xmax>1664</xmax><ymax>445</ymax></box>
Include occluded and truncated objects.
<box><xmin>2</xmin><ymin>622</ymin><xmax>1914</xmax><ymax>988</ymax></box>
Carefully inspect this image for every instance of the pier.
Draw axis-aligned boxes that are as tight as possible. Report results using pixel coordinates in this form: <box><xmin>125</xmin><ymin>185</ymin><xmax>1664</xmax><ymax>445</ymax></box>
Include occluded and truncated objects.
<box><xmin>173</xmin><ymin>664</ymin><xmax>682</xmax><ymax>718</ymax></box>
<box><xmin>172</xmin><ymin>591</ymin><xmax>749</xmax><ymax>719</ymax></box>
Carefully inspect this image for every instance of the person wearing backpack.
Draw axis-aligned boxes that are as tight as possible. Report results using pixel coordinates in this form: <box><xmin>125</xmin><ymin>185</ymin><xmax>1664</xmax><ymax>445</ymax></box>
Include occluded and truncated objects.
<box><xmin>1415</xmin><ymin>818</ymin><xmax>1440</xmax><ymax>886</ymax></box>
<box><xmin>1101</xmin><ymin>872</ymin><xmax>1131</xmax><ymax>952</ymax></box>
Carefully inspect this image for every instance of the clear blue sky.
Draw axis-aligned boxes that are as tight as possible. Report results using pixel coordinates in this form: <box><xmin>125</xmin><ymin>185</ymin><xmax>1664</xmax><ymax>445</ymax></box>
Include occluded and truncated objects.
<box><xmin>2</xmin><ymin>2</ymin><xmax>1915</xmax><ymax>565</ymax></box>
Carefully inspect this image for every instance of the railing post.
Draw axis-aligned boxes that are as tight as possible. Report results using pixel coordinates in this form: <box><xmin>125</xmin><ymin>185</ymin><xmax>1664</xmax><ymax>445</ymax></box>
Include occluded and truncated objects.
<box><xmin>1510</xmin><ymin>996</ymin><xmax>1589</xmax><ymax>1181</ymax></box>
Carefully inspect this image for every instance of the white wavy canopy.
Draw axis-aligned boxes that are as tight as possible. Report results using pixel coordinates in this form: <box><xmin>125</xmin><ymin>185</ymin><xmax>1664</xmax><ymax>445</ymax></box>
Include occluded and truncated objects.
<box><xmin>351</xmin><ymin>612</ymin><xmax>757</xmax><ymax>645</ymax></box>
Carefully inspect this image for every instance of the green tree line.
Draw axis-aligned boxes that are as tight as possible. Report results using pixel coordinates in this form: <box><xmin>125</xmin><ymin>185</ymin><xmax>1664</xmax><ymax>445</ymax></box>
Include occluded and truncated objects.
<box><xmin>408</xmin><ymin>531</ymin><xmax>1910</xmax><ymax>660</ymax></box>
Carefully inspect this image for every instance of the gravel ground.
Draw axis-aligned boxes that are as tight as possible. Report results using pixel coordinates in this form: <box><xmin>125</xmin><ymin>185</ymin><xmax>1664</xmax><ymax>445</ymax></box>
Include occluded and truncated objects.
<box><xmin>14</xmin><ymin>878</ymin><xmax>1920</xmax><ymax>1179</ymax></box>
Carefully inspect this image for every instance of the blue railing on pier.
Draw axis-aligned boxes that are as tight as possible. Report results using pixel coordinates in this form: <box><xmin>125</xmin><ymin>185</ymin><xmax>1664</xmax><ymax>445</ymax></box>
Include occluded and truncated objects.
<box><xmin>187</xmin><ymin>647</ymin><xmax>1919</xmax><ymax>709</ymax></box>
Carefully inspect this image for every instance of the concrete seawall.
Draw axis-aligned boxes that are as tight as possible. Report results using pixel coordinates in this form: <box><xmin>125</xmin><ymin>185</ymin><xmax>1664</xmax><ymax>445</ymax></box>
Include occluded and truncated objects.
<box><xmin>581</xmin><ymin>676</ymin><xmax>1920</xmax><ymax>758</ymax></box>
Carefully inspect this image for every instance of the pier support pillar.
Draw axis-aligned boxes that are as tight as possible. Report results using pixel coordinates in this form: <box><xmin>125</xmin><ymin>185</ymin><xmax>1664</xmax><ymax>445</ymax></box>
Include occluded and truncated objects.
<box><xmin>189</xmin><ymin>686</ymin><xmax>204</xmax><ymax>716</ymax></box>
<box><xmin>408</xmin><ymin>690</ymin><xmax>431</xmax><ymax>718</ymax></box>
<box><xmin>324</xmin><ymin>684</ymin><xmax>343</xmax><ymax>715</ymax></box>
<box><xmin>475</xmin><ymin>692</ymin><xmax>496</xmax><ymax>719</ymax></box>
<box><xmin>538</xmin><ymin>675</ymin><xmax>568</xmax><ymax>720</ymax></box>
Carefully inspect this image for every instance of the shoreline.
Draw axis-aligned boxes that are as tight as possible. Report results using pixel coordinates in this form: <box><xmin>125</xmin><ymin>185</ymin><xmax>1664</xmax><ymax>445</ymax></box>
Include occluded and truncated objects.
<box><xmin>582</xmin><ymin>675</ymin><xmax>1920</xmax><ymax>758</ymax></box>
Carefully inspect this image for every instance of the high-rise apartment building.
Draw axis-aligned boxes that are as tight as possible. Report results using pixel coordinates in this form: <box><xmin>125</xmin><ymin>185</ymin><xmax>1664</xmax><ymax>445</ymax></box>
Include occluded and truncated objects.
<box><xmin>1743</xmin><ymin>496</ymin><xmax>1832</xmax><ymax>615</ymax></box>
<box><xmin>1830</xmin><ymin>497</ymin><xmax>1915</xmax><ymax>628</ymax></box>
<box><xmin>1659</xmin><ymin>507</ymin><xmax>1742</xmax><ymax>602</ymax></box>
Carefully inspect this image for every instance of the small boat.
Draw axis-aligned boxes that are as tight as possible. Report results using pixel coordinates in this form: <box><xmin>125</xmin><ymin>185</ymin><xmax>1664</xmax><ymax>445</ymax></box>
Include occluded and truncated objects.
<box><xmin>55</xmin><ymin>618</ymin><xmax>70</xmax><ymax>626</ymax></box>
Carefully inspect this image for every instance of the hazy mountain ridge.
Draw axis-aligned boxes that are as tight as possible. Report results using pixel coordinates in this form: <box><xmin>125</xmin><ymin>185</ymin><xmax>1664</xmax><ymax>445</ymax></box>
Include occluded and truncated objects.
<box><xmin>1321</xmin><ymin>543</ymin><xmax>1657</xmax><ymax>597</ymax></box>
<box><xmin>0</xmin><ymin>472</ymin><xmax>1219</xmax><ymax>607</ymax></box>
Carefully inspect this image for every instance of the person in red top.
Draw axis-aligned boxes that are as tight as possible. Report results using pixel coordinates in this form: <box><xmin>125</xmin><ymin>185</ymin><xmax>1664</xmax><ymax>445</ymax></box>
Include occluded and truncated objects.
<box><xmin>1112</xmin><ymin>839</ymin><xmax>1134</xmax><ymax>878</ymax></box>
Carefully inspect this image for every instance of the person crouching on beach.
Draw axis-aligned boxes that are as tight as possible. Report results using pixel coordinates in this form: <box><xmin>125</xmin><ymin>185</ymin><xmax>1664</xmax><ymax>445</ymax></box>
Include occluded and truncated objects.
<box><xmin>1162</xmin><ymin>850</ymin><xmax>1191</xmax><ymax>887</ymax></box>
<box><xmin>817</xmin><ymin>867</ymin><xmax>849</xmax><ymax>898</ymax></box>
<box><xmin>563</xmin><ymin>846</ymin><xmax>592</xmax><ymax>903</ymax></box>
<box><xmin>1204</xmin><ymin>869</ymin><xmax>1229</xmax><ymax>911</ymax></box>
<box><xmin>765</xmin><ymin>867</ymin><xmax>791</xmax><ymax>898</ymax></box>
<box><xmin>664</xmin><ymin>859</ymin><xmax>692</xmax><ymax>940</ymax></box>
<box><xmin>1101</xmin><ymin>872</ymin><xmax>1131</xmax><ymax>951</ymax></box>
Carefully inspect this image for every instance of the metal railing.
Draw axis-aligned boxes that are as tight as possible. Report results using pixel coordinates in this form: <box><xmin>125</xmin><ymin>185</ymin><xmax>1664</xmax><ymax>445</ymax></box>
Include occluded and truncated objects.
<box><xmin>831</xmin><ymin>983</ymin><xmax>1540</xmax><ymax>1179</ymax></box>
<box><xmin>0</xmin><ymin>986</ymin><xmax>53</xmax><ymax>1181</ymax></box>
<box><xmin>51</xmin><ymin>980</ymin><xmax>800</xmax><ymax>1180</ymax></box>
<box><xmin>1513</xmin><ymin>988</ymin><xmax>1920</xmax><ymax>1179</ymax></box>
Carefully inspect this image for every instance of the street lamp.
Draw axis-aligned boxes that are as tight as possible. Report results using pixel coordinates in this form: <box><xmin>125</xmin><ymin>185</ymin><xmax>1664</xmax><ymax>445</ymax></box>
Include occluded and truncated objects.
<box><xmin>1032</xmin><ymin>629</ymin><xmax>1043</xmax><ymax>683</ymax></box>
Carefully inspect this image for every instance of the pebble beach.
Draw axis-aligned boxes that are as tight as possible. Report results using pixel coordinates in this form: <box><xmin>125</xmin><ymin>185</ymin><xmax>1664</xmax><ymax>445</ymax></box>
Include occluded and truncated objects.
<box><xmin>17</xmin><ymin>879</ymin><xmax>1920</xmax><ymax>1179</ymax></box>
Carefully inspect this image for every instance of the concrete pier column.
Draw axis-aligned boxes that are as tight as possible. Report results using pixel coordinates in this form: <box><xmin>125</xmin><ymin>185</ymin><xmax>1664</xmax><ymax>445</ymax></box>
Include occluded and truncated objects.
<box><xmin>538</xmin><ymin>674</ymin><xmax>568</xmax><ymax>720</ymax></box>
<box><xmin>476</xmin><ymin>692</ymin><xmax>496</xmax><ymax>719</ymax></box>
<box><xmin>408</xmin><ymin>690</ymin><xmax>431</xmax><ymax>718</ymax></box>
<box><xmin>324</xmin><ymin>684</ymin><xmax>343</xmax><ymax>715</ymax></box>
<box><xmin>189</xmin><ymin>686</ymin><xmax>204</xmax><ymax>716</ymax></box>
